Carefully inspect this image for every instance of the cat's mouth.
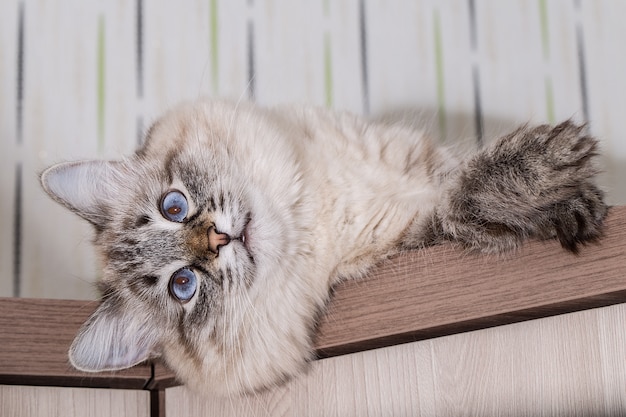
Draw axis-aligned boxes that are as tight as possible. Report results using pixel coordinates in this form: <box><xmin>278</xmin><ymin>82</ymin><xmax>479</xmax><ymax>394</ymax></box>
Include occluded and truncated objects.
<box><xmin>237</xmin><ymin>215</ymin><xmax>253</xmax><ymax>256</ymax></box>
<box><xmin>242</xmin><ymin>223</ymin><xmax>250</xmax><ymax>249</ymax></box>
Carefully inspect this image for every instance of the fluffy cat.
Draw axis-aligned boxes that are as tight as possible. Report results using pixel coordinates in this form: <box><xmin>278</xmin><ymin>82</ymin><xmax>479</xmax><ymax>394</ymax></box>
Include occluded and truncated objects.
<box><xmin>41</xmin><ymin>99</ymin><xmax>607</xmax><ymax>396</ymax></box>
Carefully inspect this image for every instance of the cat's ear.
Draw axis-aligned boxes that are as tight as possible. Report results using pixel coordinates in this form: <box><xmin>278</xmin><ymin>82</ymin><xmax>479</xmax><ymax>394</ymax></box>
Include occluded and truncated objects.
<box><xmin>40</xmin><ymin>161</ymin><xmax>123</xmax><ymax>227</ymax></box>
<box><xmin>69</xmin><ymin>296</ymin><xmax>161</xmax><ymax>372</ymax></box>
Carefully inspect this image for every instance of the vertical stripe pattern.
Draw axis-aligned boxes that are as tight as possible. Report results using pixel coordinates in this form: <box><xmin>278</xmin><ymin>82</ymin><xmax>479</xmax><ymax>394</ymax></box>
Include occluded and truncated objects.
<box><xmin>247</xmin><ymin>19</ymin><xmax>255</xmax><ymax>100</ymax></box>
<box><xmin>471</xmin><ymin>67</ymin><xmax>484</xmax><ymax>146</ymax></box>
<box><xmin>468</xmin><ymin>0</ymin><xmax>483</xmax><ymax>146</ymax></box>
<box><xmin>539</xmin><ymin>0</ymin><xmax>550</xmax><ymax>60</ymax></box>
<box><xmin>575</xmin><ymin>23</ymin><xmax>589</xmax><ymax>123</ymax></box>
<box><xmin>136</xmin><ymin>0</ymin><xmax>145</xmax><ymax>146</ymax></box>
<box><xmin>468</xmin><ymin>0</ymin><xmax>478</xmax><ymax>50</ymax></box>
<box><xmin>4</xmin><ymin>1</ymin><xmax>626</xmax><ymax>299</ymax></box>
<box><xmin>16</xmin><ymin>2</ymin><xmax>25</xmax><ymax>144</ymax></box>
<box><xmin>323</xmin><ymin>5</ymin><xmax>333</xmax><ymax>108</ymax></box>
<box><xmin>358</xmin><ymin>0</ymin><xmax>369</xmax><ymax>115</ymax></box>
<box><xmin>136</xmin><ymin>0</ymin><xmax>144</xmax><ymax>98</ymax></box>
<box><xmin>433</xmin><ymin>9</ymin><xmax>446</xmax><ymax>141</ymax></box>
<box><xmin>97</xmin><ymin>15</ymin><xmax>106</xmax><ymax>152</ymax></box>
<box><xmin>13</xmin><ymin>3</ymin><xmax>26</xmax><ymax>297</ymax></box>
<box><xmin>210</xmin><ymin>0</ymin><xmax>219</xmax><ymax>95</ymax></box>
<box><xmin>538</xmin><ymin>0</ymin><xmax>555</xmax><ymax>123</ymax></box>
<box><xmin>13</xmin><ymin>164</ymin><xmax>22</xmax><ymax>297</ymax></box>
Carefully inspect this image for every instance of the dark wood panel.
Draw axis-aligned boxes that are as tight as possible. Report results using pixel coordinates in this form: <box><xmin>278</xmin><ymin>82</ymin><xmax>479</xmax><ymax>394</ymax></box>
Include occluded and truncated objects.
<box><xmin>1</xmin><ymin>206</ymin><xmax>625</xmax><ymax>390</ymax></box>
<box><xmin>148</xmin><ymin>364</ymin><xmax>179</xmax><ymax>390</ymax></box>
<box><xmin>0</xmin><ymin>298</ymin><xmax>152</xmax><ymax>389</ymax></box>
<box><xmin>315</xmin><ymin>206</ymin><xmax>626</xmax><ymax>357</ymax></box>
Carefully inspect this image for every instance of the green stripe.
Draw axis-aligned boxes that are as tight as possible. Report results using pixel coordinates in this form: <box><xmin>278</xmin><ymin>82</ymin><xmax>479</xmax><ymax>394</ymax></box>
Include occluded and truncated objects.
<box><xmin>539</xmin><ymin>0</ymin><xmax>549</xmax><ymax>60</ymax></box>
<box><xmin>97</xmin><ymin>15</ymin><xmax>105</xmax><ymax>153</ymax></box>
<box><xmin>210</xmin><ymin>0</ymin><xmax>219</xmax><ymax>94</ymax></box>
<box><xmin>433</xmin><ymin>10</ymin><xmax>446</xmax><ymax>140</ymax></box>
<box><xmin>545</xmin><ymin>76</ymin><xmax>555</xmax><ymax>124</ymax></box>
<box><xmin>323</xmin><ymin>0</ymin><xmax>330</xmax><ymax>17</ymax></box>
<box><xmin>539</xmin><ymin>0</ymin><xmax>554</xmax><ymax>122</ymax></box>
<box><xmin>324</xmin><ymin>33</ymin><xmax>333</xmax><ymax>108</ymax></box>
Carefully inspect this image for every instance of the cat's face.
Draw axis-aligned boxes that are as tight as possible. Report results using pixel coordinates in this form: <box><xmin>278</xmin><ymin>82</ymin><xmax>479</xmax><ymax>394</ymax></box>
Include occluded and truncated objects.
<box><xmin>41</xmin><ymin>100</ymin><xmax>321</xmax><ymax>395</ymax></box>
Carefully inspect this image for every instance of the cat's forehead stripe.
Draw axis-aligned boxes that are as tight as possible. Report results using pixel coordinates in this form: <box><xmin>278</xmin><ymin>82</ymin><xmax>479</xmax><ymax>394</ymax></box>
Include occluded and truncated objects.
<box><xmin>185</xmin><ymin>274</ymin><xmax>221</xmax><ymax>329</ymax></box>
<box><xmin>106</xmin><ymin>228</ymin><xmax>186</xmax><ymax>275</ymax></box>
<box><xmin>163</xmin><ymin>151</ymin><xmax>208</xmax><ymax>204</ymax></box>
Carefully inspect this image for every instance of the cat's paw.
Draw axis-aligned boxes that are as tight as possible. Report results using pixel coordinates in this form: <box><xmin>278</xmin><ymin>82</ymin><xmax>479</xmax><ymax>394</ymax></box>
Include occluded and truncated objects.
<box><xmin>490</xmin><ymin>121</ymin><xmax>609</xmax><ymax>251</ymax></box>
<box><xmin>549</xmin><ymin>182</ymin><xmax>607</xmax><ymax>253</ymax></box>
<box><xmin>489</xmin><ymin>121</ymin><xmax>599</xmax><ymax>200</ymax></box>
<box><xmin>443</xmin><ymin>121</ymin><xmax>608</xmax><ymax>253</ymax></box>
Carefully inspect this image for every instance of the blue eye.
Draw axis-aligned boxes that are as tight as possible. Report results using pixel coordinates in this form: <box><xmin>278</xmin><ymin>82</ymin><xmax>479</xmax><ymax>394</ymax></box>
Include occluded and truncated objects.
<box><xmin>160</xmin><ymin>190</ymin><xmax>188</xmax><ymax>222</ymax></box>
<box><xmin>169</xmin><ymin>268</ymin><xmax>197</xmax><ymax>303</ymax></box>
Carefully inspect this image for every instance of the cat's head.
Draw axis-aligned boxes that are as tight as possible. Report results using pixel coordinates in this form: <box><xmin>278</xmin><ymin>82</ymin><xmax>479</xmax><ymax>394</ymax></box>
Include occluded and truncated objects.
<box><xmin>41</xmin><ymin>100</ymin><xmax>321</xmax><ymax>395</ymax></box>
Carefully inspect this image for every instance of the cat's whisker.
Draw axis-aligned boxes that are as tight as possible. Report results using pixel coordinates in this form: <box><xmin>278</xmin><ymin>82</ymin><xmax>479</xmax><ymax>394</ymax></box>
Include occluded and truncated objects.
<box><xmin>224</xmin><ymin>85</ymin><xmax>250</xmax><ymax>150</ymax></box>
<box><xmin>237</xmin><ymin>311</ymin><xmax>272</xmax><ymax>417</ymax></box>
<box><xmin>223</xmin><ymin>301</ymin><xmax>240</xmax><ymax>416</ymax></box>
<box><xmin>222</xmin><ymin>290</ymin><xmax>236</xmax><ymax>397</ymax></box>
<box><xmin>239</xmin><ymin>73</ymin><xmax>256</xmax><ymax>105</ymax></box>
<box><xmin>233</xmin><ymin>296</ymin><xmax>259</xmax><ymax>412</ymax></box>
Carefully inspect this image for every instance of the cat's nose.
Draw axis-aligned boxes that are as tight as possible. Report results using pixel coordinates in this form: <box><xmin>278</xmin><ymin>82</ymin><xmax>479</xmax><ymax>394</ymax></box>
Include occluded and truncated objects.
<box><xmin>208</xmin><ymin>226</ymin><xmax>231</xmax><ymax>254</ymax></box>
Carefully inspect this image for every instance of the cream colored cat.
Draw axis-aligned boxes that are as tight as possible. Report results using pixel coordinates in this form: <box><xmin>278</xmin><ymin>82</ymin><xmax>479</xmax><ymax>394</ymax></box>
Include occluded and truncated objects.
<box><xmin>41</xmin><ymin>99</ymin><xmax>606</xmax><ymax>396</ymax></box>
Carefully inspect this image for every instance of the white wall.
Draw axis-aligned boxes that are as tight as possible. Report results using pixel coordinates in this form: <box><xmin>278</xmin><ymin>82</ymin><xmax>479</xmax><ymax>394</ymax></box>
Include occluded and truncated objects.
<box><xmin>1</xmin><ymin>0</ymin><xmax>624</xmax><ymax>298</ymax></box>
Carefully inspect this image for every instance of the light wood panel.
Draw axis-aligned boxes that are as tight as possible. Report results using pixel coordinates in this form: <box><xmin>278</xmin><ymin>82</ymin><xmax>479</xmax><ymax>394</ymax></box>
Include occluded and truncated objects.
<box><xmin>165</xmin><ymin>302</ymin><xmax>626</xmax><ymax>417</ymax></box>
<box><xmin>0</xmin><ymin>386</ymin><xmax>150</xmax><ymax>417</ymax></box>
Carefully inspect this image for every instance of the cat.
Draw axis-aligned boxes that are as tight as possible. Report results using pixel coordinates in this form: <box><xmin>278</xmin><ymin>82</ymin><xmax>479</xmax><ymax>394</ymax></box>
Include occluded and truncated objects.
<box><xmin>41</xmin><ymin>99</ymin><xmax>607</xmax><ymax>396</ymax></box>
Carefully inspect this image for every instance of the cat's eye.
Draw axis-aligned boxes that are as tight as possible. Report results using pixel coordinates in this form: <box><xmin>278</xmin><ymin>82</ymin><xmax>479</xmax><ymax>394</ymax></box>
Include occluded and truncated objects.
<box><xmin>169</xmin><ymin>268</ymin><xmax>197</xmax><ymax>303</ymax></box>
<box><xmin>160</xmin><ymin>190</ymin><xmax>188</xmax><ymax>222</ymax></box>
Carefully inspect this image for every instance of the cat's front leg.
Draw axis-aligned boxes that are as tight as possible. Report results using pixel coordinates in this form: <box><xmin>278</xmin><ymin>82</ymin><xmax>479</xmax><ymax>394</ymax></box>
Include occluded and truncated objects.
<box><xmin>420</xmin><ymin>121</ymin><xmax>608</xmax><ymax>254</ymax></box>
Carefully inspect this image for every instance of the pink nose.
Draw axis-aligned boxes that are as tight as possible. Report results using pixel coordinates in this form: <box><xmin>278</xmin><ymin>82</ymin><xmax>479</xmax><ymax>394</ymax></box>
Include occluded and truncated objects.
<box><xmin>208</xmin><ymin>226</ymin><xmax>231</xmax><ymax>254</ymax></box>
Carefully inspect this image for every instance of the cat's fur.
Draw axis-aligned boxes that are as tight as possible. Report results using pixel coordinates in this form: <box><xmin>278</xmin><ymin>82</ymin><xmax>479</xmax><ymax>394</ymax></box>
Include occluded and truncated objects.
<box><xmin>41</xmin><ymin>100</ymin><xmax>607</xmax><ymax>396</ymax></box>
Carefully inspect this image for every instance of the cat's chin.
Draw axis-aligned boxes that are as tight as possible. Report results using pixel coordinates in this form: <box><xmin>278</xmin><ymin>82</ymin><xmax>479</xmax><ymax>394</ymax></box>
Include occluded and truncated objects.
<box><xmin>166</xmin><ymin>333</ymin><xmax>313</xmax><ymax>397</ymax></box>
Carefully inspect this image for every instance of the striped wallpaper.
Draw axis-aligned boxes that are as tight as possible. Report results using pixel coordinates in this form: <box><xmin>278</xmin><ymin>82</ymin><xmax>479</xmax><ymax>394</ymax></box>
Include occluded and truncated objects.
<box><xmin>1</xmin><ymin>0</ymin><xmax>625</xmax><ymax>299</ymax></box>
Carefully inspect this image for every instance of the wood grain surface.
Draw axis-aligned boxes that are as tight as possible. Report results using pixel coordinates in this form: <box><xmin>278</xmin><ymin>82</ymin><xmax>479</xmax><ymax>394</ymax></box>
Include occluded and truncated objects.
<box><xmin>164</xmin><ymin>303</ymin><xmax>626</xmax><ymax>417</ymax></box>
<box><xmin>1</xmin><ymin>206</ymin><xmax>625</xmax><ymax>390</ymax></box>
<box><xmin>0</xmin><ymin>298</ymin><xmax>153</xmax><ymax>389</ymax></box>
<box><xmin>316</xmin><ymin>205</ymin><xmax>626</xmax><ymax>357</ymax></box>
<box><xmin>0</xmin><ymin>386</ymin><xmax>150</xmax><ymax>417</ymax></box>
